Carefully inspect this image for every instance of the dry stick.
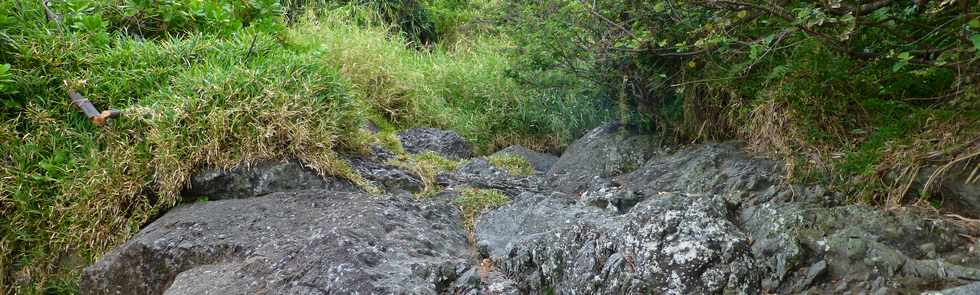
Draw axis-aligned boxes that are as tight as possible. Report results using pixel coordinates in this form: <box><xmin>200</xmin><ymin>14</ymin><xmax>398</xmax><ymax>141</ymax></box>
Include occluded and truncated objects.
<box><xmin>69</xmin><ymin>91</ymin><xmax>121</xmax><ymax>126</ymax></box>
<box><xmin>41</xmin><ymin>0</ymin><xmax>64</xmax><ymax>33</ymax></box>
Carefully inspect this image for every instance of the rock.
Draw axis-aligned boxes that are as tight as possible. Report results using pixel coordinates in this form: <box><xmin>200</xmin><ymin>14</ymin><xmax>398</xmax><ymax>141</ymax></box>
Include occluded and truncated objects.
<box><xmin>907</xmin><ymin>162</ymin><xmax>980</xmax><ymax>218</ymax></box>
<box><xmin>740</xmin><ymin>202</ymin><xmax>980</xmax><ymax>293</ymax></box>
<box><xmin>927</xmin><ymin>281</ymin><xmax>980</xmax><ymax>295</ymax></box>
<box><xmin>475</xmin><ymin>192</ymin><xmax>760</xmax><ymax>294</ymax></box>
<box><xmin>616</xmin><ymin>142</ymin><xmax>837</xmax><ymax>206</ymax></box>
<box><xmin>438</xmin><ymin>158</ymin><xmax>545</xmax><ymax>198</ymax></box>
<box><xmin>87</xmin><ymin>124</ymin><xmax>980</xmax><ymax>295</ymax></box>
<box><xmin>181</xmin><ymin>160</ymin><xmax>358</xmax><ymax>201</ymax></box>
<box><xmin>398</xmin><ymin>128</ymin><xmax>473</xmax><ymax>160</ymax></box>
<box><xmin>346</xmin><ymin>148</ymin><xmax>424</xmax><ymax>193</ymax></box>
<box><xmin>546</xmin><ymin>123</ymin><xmax>661</xmax><ymax>194</ymax></box>
<box><xmin>492</xmin><ymin>145</ymin><xmax>559</xmax><ymax>173</ymax></box>
<box><xmin>455</xmin><ymin>158</ymin><xmax>509</xmax><ymax>177</ymax></box>
<box><xmin>80</xmin><ymin>190</ymin><xmax>477</xmax><ymax>295</ymax></box>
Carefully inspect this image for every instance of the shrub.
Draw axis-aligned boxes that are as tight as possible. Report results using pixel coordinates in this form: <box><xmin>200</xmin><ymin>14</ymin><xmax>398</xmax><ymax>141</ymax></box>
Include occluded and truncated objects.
<box><xmin>502</xmin><ymin>0</ymin><xmax>980</xmax><ymax>204</ymax></box>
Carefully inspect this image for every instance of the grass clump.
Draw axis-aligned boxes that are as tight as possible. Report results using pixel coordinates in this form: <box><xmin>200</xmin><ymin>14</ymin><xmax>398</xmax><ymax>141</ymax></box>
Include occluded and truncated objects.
<box><xmin>487</xmin><ymin>154</ymin><xmax>533</xmax><ymax>176</ymax></box>
<box><xmin>387</xmin><ymin>151</ymin><xmax>459</xmax><ymax>197</ymax></box>
<box><xmin>453</xmin><ymin>187</ymin><xmax>510</xmax><ymax>230</ymax></box>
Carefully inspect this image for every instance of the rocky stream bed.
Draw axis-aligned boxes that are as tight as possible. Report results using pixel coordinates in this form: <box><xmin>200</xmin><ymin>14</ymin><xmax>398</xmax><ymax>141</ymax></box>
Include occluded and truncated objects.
<box><xmin>81</xmin><ymin>124</ymin><xmax>980</xmax><ymax>294</ymax></box>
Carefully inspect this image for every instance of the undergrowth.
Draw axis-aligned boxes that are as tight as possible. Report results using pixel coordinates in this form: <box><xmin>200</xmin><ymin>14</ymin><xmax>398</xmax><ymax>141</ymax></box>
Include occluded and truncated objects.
<box><xmin>505</xmin><ymin>0</ymin><xmax>980</xmax><ymax>207</ymax></box>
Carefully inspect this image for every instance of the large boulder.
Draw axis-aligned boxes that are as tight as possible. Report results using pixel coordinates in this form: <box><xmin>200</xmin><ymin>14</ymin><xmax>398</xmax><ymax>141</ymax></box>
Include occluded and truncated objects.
<box><xmin>80</xmin><ymin>190</ymin><xmax>478</xmax><ymax>295</ymax></box>
<box><xmin>546</xmin><ymin>123</ymin><xmax>661</xmax><ymax>194</ymax></box>
<box><xmin>398</xmin><ymin>128</ymin><xmax>473</xmax><ymax>160</ymax></box>
<box><xmin>475</xmin><ymin>192</ymin><xmax>760</xmax><ymax>294</ymax></box>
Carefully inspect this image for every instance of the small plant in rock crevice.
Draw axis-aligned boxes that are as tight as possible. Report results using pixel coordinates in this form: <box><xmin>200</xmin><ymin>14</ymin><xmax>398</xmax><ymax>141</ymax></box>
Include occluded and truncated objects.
<box><xmin>387</xmin><ymin>151</ymin><xmax>459</xmax><ymax>197</ymax></box>
<box><xmin>486</xmin><ymin>154</ymin><xmax>534</xmax><ymax>176</ymax></box>
<box><xmin>453</xmin><ymin>187</ymin><xmax>510</xmax><ymax>230</ymax></box>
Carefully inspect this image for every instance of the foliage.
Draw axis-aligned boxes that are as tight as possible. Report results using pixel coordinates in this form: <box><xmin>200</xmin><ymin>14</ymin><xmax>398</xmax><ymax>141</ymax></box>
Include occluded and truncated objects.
<box><xmin>293</xmin><ymin>7</ymin><xmax>611</xmax><ymax>152</ymax></box>
<box><xmin>453</xmin><ymin>187</ymin><xmax>510</xmax><ymax>230</ymax></box>
<box><xmin>502</xmin><ymin>0</ymin><xmax>979</xmax><ymax>203</ymax></box>
<box><xmin>0</xmin><ymin>63</ymin><xmax>13</xmax><ymax>95</ymax></box>
<box><xmin>487</xmin><ymin>154</ymin><xmax>534</xmax><ymax>176</ymax></box>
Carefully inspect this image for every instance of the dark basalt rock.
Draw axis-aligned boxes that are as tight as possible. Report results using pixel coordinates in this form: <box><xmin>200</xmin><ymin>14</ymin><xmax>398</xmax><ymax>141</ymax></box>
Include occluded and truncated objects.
<box><xmin>398</xmin><ymin>127</ymin><xmax>474</xmax><ymax>160</ymax></box>
<box><xmin>475</xmin><ymin>192</ymin><xmax>761</xmax><ymax>294</ymax></box>
<box><xmin>345</xmin><ymin>146</ymin><xmax>424</xmax><ymax>193</ymax></box>
<box><xmin>438</xmin><ymin>158</ymin><xmax>545</xmax><ymax>198</ymax></box>
<box><xmin>181</xmin><ymin>160</ymin><xmax>359</xmax><ymax>201</ymax></box>
<box><xmin>546</xmin><ymin>122</ymin><xmax>661</xmax><ymax>194</ymax></box>
<box><xmin>80</xmin><ymin>190</ymin><xmax>478</xmax><ymax>295</ymax></box>
<box><xmin>613</xmin><ymin>142</ymin><xmax>838</xmax><ymax>206</ymax></box>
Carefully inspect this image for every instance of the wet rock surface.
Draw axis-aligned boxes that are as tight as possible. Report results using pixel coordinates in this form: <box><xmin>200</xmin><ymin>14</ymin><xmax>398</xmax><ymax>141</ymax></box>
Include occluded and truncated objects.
<box><xmin>85</xmin><ymin>124</ymin><xmax>980</xmax><ymax>294</ymax></box>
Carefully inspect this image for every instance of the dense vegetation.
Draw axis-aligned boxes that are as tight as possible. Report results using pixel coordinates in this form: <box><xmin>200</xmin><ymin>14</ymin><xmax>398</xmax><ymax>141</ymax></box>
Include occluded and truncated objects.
<box><xmin>0</xmin><ymin>0</ymin><xmax>977</xmax><ymax>293</ymax></box>
<box><xmin>506</xmin><ymin>0</ymin><xmax>978</xmax><ymax>204</ymax></box>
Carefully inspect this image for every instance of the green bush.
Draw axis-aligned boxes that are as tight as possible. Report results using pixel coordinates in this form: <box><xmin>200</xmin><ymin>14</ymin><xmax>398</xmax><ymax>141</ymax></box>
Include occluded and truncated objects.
<box><xmin>501</xmin><ymin>0</ymin><xmax>980</xmax><ymax>203</ymax></box>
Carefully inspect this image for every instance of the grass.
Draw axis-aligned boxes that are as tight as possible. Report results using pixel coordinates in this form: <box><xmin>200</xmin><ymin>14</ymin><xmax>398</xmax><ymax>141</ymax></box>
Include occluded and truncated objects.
<box><xmin>0</xmin><ymin>23</ymin><xmax>376</xmax><ymax>293</ymax></box>
<box><xmin>487</xmin><ymin>154</ymin><xmax>534</xmax><ymax>176</ymax></box>
<box><xmin>387</xmin><ymin>151</ymin><xmax>460</xmax><ymax>197</ymax></box>
<box><xmin>453</xmin><ymin>187</ymin><xmax>510</xmax><ymax>230</ymax></box>
<box><xmin>289</xmin><ymin>7</ymin><xmax>611</xmax><ymax>152</ymax></box>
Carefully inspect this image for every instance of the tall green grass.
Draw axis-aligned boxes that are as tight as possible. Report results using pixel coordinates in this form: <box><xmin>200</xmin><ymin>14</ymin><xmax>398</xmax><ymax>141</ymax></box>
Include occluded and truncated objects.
<box><xmin>294</xmin><ymin>7</ymin><xmax>611</xmax><ymax>152</ymax></box>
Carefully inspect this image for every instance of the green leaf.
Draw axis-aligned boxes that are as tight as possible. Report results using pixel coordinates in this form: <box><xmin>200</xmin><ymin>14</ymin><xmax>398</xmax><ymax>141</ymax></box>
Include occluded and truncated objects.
<box><xmin>971</xmin><ymin>34</ymin><xmax>980</xmax><ymax>53</ymax></box>
<box><xmin>968</xmin><ymin>18</ymin><xmax>980</xmax><ymax>29</ymax></box>
<box><xmin>892</xmin><ymin>60</ymin><xmax>907</xmax><ymax>72</ymax></box>
<box><xmin>653</xmin><ymin>2</ymin><xmax>666</xmax><ymax>13</ymax></box>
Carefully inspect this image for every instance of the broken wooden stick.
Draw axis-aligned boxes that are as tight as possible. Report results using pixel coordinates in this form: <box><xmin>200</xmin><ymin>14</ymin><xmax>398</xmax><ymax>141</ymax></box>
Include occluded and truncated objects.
<box><xmin>69</xmin><ymin>91</ymin><xmax>120</xmax><ymax>126</ymax></box>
